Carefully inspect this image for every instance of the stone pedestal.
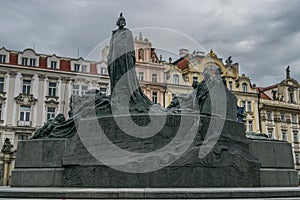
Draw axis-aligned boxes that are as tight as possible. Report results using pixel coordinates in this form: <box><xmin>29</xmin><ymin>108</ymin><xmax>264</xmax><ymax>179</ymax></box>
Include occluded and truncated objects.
<box><xmin>11</xmin><ymin>115</ymin><xmax>262</xmax><ymax>187</ymax></box>
<box><xmin>11</xmin><ymin>139</ymin><xmax>66</xmax><ymax>187</ymax></box>
<box><xmin>249</xmin><ymin>139</ymin><xmax>298</xmax><ymax>187</ymax></box>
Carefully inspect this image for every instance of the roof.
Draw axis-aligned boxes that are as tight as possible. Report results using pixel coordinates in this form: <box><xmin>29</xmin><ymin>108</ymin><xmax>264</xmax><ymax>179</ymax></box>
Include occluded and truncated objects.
<box><xmin>256</xmin><ymin>87</ymin><xmax>272</xmax><ymax>100</ymax></box>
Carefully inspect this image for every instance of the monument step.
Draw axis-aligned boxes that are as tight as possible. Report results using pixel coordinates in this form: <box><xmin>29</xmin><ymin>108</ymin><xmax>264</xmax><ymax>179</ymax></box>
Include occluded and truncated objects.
<box><xmin>1</xmin><ymin>187</ymin><xmax>300</xmax><ymax>199</ymax></box>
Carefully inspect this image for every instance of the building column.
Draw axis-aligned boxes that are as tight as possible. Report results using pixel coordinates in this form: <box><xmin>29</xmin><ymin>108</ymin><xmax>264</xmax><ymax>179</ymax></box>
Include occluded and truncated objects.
<box><xmin>32</xmin><ymin>74</ymin><xmax>39</xmax><ymax>127</ymax></box>
<box><xmin>2</xmin><ymin>72</ymin><xmax>10</xmax><ymax>126</ymax></box>
<box><xmin>5</xmin><ymin>72</ymin><xmax>17</xmax><ymax>126</ymax></box>
<box><xmin>57</xmin><ymin>79</ymin><xmax>62</xmax><ymax>114</ymax></box>
<box><xmin>42</xmin><ymin>77</ymin><xmax>48</xmax><ymax>124</ymax></box>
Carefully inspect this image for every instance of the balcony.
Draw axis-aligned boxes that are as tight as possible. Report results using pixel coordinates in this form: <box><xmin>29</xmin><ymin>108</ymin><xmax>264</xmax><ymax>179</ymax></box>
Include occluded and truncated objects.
<box><xmin>18</xmin><ymin>121</ymin><xmax>31</xmax><ymax>127</ymax></box>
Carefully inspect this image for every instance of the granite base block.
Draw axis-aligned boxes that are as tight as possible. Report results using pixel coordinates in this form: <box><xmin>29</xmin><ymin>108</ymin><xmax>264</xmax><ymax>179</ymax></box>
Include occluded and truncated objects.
<box><xmin>11</xmin><ymin>168</ymin><xmax>64</xmax><ymax>187</ymax></box>
<box><xmin>260</xmin><ymin>168</ymin><xmax>298</xmax><ymax>187</ymax></box>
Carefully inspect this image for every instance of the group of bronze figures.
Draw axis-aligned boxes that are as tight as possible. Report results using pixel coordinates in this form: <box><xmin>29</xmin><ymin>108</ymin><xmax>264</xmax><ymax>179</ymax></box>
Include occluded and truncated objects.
<box><xmin>32</xmin><ymin>13</ymin><xmax>241</xmax><ymax>139</ymax></box>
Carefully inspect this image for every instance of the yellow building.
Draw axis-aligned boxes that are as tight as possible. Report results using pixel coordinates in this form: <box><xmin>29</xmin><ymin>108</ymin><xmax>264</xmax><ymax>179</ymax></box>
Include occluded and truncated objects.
<box><xmin>258</xmin><ymin>66</ymin><xmax>300</xmax><ymax>176</ymax></box>
<box><xmin>169</xmin><ymin>49</ymin><xmax>260</xmax><ymax>132</ymax></box>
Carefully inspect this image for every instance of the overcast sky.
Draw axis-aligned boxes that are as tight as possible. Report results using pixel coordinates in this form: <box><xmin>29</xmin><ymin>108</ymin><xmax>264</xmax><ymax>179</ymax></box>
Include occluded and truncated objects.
<box><xmin>1</xmin><ymin>0</ymin><xmax>300</xmax><ymax>86</ymax></box>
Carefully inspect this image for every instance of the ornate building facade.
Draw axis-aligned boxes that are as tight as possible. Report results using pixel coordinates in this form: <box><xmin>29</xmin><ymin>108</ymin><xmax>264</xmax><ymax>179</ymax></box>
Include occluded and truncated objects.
<box><xmin>0</xmin><ymin>47</ymin><xmax>110</xmax><ymax>185</ymax></box>
<box><xmin>258</xmin><ymin>67</ymin><xmax>300</xmax><ymax>175</ymax></box>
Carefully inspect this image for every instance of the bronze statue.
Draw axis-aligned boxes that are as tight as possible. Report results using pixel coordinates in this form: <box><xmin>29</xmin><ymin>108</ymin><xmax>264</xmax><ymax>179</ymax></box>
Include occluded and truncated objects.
<box><xmin>108</xmin><ymin>13</ymin><xmax>152</xmax><ymax>111</ymax></box>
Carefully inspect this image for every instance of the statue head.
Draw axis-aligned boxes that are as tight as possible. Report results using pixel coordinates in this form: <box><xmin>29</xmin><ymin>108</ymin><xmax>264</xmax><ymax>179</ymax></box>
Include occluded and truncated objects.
<box><xmin>116</xmin><ymin>13</ymin><xmax>126</xmax><ymax>29</ymax></box>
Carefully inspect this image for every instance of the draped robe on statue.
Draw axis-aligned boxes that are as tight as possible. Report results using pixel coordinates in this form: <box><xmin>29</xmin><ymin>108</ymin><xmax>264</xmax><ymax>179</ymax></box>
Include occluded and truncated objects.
<box><xmin>108</xmin><ymin>27</ymin><xmax>153</xmax><ymax>112</ymax></box>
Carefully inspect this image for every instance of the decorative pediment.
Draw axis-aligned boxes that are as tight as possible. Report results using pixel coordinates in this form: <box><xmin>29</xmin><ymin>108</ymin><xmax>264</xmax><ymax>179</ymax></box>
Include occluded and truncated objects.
<box><xmin>15</xmin><ymin>94</ymin><xmax>37</xmax><ymax>106</ymax></box>
<box><xmin>45</xmin><ymin>96</ymin><xmax>59</xmax><ymax>106</ymax></box>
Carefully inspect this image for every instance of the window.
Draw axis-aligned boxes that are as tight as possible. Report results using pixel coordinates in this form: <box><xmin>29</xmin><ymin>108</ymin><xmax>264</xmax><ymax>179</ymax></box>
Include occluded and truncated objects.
<box><xmin>138</xmin><ymin>48</ymin><xmax>144</xmax><ymax>60</ymax></box>
<box><xmin>152</xmin><ymin>74</ymin><xmax>157</xmax><ymax>83</ymax></box>
<box><xmin>138</xmin><ymin>72</ymin><xmax>144</xmax><ymax>81</ymax></box>
<box><xmin>0</xmin><ymin>103</ymin><xmax>2</xmax><ymax>120</ymax></box>
<box><xmin>247</xmin><ymin>101</ymin><xmax>252</xmax><ymax>112</ymax></box>
<box><xmin>48</xmin><ymin>82</ymin><xmax>57</xmax><ymax>96</ymax></box>
<box><xmin>268</xmin><ymin>128</ymin><xmax>274</xmax><ymax>139</ymax></box>
<box><xmin>241</xmin><ymin>100</ymin><xmax>246</xmax><ymax>109</ymax></box>
<box><xmin>74</xmin><ymin>64</ymin><xmax>80</xmax><ymax>72</ymax></box>
<box><xmin>47</xmin><ymin>107</ymin><xmax>56</xmax><ymax>120</ymax></box>
<box><xmin>248</xmin><ymin>120</ymin><xmax>253</xmax><ymax>132</ymax></box>
<box><xmin>100</xmin><ymin>87</ymin><xmax>107</xmax><ymax>94</ymax></box>
<box><xmin>50</xmin><ymin>61</ymin><xmax>57</xmax><ymax>69</ymax></box>
<box><xmin>173</xmin><ymin>75</ymin><xmax>179</xmax><ymax>85</ymax></box>
<box><xmin>82</xmin><ymin>65</ymin><xmax>87</xmax><ymax>72</ymax></box>
<box><xmin>0</xmin><ymin>77</ymin><xmax>4</xmax><ymax>93</ymax></box>
<box><xmin>19</xmin><ymin>106</ymin><xmax>31</xmax><ymax>126</ymax></box>
<box><xmin>0</xmin><ymin>55</ymin><xmax>6</xmax><ymax>63</ymax></box>
<box><xmin>280</xmin><ymin>113</ymin><xmax>286</xmax><ymax>122</ymax></box>
<box><xmin>152</xmin><ymin>92</ymin><xmax>158</xmax><ymax>104</ymax></box>
<box><xmin>18</xmin><ymin>134</ymin><xmax>29</xmax><ymax>141</ymax></box>
<box><xmin>100</xmin><ymin>67</ymin><xmax>107</xmax><ymax>75</ymax></box>
<box><xmin>266</xmin><ymin>111</ymin><xmax>273</xmax><ymax>121</ymax></box>
<box><xmin>242</xmin><ymin>83</ymin><xmax>248</xmax><ymax>92</ymax></box>
<box><xmin>22</xmin><ymin>57</ymin><xmax>28</xmax><ymax>66</ymax></box>
<box><xmin>81</xmin><ymin>85</ymin><xmax>88</xmax><ymax>96</ymax></box>
<box><xmin>293</xmin><ymin>131</ymin><xmax>299</xmax><ymax>143</ymax></box>
<box><xmin>72</xmin><ymin>84</ymin><xmax>80</xmax><ymax>95</ymax></box>
<box><xmin>295</xmin><ymin>153</ymin><xmax>300</xmax><ymax>164</ymax></box>
<box><xmin>29</xmin><ymin>58</ymin><xmax>36</xmax><ymax>66</ymax></box>
<box><xmin>289</xmin><ymin>90</ymin><xmax>295</xmax><ymax>103</ymax></box>
<box><xmin>22</xmin><ymin>80</ymin><xmax>31</xmax><ymax>94</ymax></box>
<box><xmin>193</xmin><ymin>76</ymin><xmax>198</xmax><ymax>83</ymax></box>
<box><xmin>228</xmin><ymin>81</ymin><xmax>233</xmax><ymax>90</ymax></box>
<box><xmin>292</xmin><ymin>114</ymin><xmax>297</xmax><ymax>124</ymax></box>
<box><xmin>282</xmin><ymin>130</ymin><xmax>287</xmax><ymax>141</ymax></box>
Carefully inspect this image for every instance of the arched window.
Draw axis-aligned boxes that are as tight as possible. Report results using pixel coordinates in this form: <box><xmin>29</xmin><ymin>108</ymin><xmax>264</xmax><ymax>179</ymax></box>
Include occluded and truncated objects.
<box><xmin>173</xmin><ymin>75</ymin><xmax>179</xmax><ymax>85</ymax></box>
<box><xmin>242</xmin><ymin>83</ymin><xmax>248</xmax><ymax>92</ymax></box>
<box><xmin>138</xmin><ymin>48</ymin><xmax>144</xmax><ymax>60</ymax></box>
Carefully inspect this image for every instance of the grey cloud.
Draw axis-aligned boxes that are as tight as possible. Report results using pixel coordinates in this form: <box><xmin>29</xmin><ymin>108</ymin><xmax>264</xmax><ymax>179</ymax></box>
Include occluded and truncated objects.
<box><xmin>0</xmin><ymin>0</ymin><xmax>299</xmax><ymax>86</ymax></box>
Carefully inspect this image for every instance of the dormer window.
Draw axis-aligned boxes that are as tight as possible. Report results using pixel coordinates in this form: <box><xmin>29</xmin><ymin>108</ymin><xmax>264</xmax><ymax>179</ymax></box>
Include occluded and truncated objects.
<box><xmin>242</xmin><ymin>83</ymin><xmax>248</xmax><ymax>92</ymax></box>
<box><xmin>47</xmin><ymin>55</ymin><xmax>60</xmax><ymax>69</ymax></box>
<box><xmin>22</xmin><ymin>57</ymin><xmax>28</xmax><ymax>66</ymax></box>
<box><xmin>74</xmin><ymin>64</ymin><xmax>80</xmax><ymax>72</ymax></box>
<box><xmin>0</xmin><ymin>48</ymin><xmax>10</xmax><ymax>64</ymax></box>
<box><xmin>82</xmin><ymin>65</ymin><xmax>87</xmax><ymax>73</ymax></box>
<box><xmin>50</xmin><ymin>61</ymin><xmax>57</xmax><ymax>69</ymax></box>
<box><xmin>100</xmin><ymin>67</ymin><xmax>107</xmax><ymax>75</ymax></box>
<box><xmin>0</xmin><ymin>55</ymin><xmax>6</xmax><ymax>63</ymax></box>
<box><xmin>29</xmin><ymin>58</ymin><xmax>36</xmax><ymax>67</ymax></box>
<box><xmin>71</xmin><ymin>59</ymin><xmax>90</xmax><ymax>73</ymax></box>
<box><xmin>18</xmin><ymin>49</ymin><xmax>39</xmax><ymax>67</ymax></box>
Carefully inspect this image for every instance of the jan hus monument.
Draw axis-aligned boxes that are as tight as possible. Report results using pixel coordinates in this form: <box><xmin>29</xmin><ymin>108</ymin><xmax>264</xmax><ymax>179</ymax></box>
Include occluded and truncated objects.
<box><xmin>10</xmin><ymin>13</ymin><xmax>298</xmax><ymax>188</ymax></box>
